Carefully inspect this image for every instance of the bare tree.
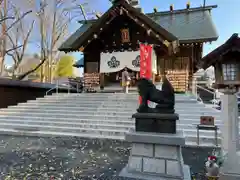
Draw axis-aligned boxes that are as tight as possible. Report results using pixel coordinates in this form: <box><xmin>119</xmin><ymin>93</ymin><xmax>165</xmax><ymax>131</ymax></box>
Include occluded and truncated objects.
<box><xmin>5</xmin><ymin>5</ymin><xmax>34</xmax><ymax>78</ymax></box>
<box><xmin>16</xmin><ymin>0</ymin><xmax>74</xmax><ymax>82</ymax></box>
<box><xmin>0</xmin><ymin>0</ymin><xmax>33</xmax><ymax>76</ymax></box>
<box><xmin>16</xmin><ymin>0</ymin><xmax>100</xmax><ymax>81</ymax></box>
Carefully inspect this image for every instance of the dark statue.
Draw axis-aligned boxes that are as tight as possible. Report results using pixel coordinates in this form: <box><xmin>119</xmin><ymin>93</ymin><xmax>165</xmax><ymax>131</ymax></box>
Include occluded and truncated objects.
<box><xmin>137</xmin><ymin>76</ymin><xmax>175</xmax><ymax>113</ymax></box>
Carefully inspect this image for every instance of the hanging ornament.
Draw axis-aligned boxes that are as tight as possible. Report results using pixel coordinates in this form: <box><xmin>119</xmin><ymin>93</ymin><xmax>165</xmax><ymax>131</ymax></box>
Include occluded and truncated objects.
<box><xmin>186</xmin><ymin>1</ymin><xmax>190</xmax><ymax>9</ymax></box>
<box><xmin>141</xmin><ymin>24</ymin><xmax>145</xmax><ymax>27</ymax></box>
<box><xmin>79</xmin><ymin>46</ymin><xmax>84</xmax><ymax>52</ymax></box>
<box><xmin>170</xmin><ymin>4</ymin><xmax>174</xmax><ymax>11</ymax></box>
<box><xmin>93</xmin><ymin>34</ymin><xmax>98</xmax><ymax>39</ymax></box>
<box><xmin>120</xmin><ymin>8</ymin><xmax>123</xmax><ymax>15</ymax></box>
<box><xmin>147</xmin><ymin>29</ymin><xmax>152</xmax><ymax>35</ymax></box>
<box><xmin>163</xmin><ymin>40</ymin><xmax>170</xmax><ymax>47</ymax></box>
<box><xmin>153</xmin><ymin>7</ymin><xmax>158</xmax><ymax>13</ymax></box>
<box><xmin>88</xmin><ymin>40</ymin><xmax>91</xmax><ymax>43</ymax></box>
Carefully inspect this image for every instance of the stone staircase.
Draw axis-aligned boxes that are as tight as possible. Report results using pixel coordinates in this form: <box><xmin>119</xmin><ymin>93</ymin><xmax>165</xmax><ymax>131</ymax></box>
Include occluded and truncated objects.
<box><xmin>0</xmin><ymin>93</ymin><xmax>225</xmax><ymax>146</ymax></box>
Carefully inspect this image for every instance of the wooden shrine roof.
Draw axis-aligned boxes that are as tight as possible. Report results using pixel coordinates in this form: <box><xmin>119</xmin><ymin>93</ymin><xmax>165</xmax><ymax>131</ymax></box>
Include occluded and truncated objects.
<box><xmin>59</xmin><ymin>0</ymin><xmax>178</xmax><ymax>52</ymax></box>
<box><xmin>199</xmin><ymin>33</ymin><xmax>240</xmax><ymax>70</ymax></box>
<box><xmin>59</xmin><ymin>3</ymin><xmax>218</xmax><ymax>52</ymax></box>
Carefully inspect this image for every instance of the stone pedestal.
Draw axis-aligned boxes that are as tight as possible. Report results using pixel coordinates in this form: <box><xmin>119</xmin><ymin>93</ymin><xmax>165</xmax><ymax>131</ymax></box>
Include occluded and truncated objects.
<box><xmin>219</xmin><ymin>92</ymin><xmax>240</xmax><ymax>179</ymax></box>
<box><xmin>133</xmin><ymin>113</ymin><xmax>178</xmax><ymax>134</ymax></box>
<box><xmin>119</xmin><ymin>131</ymin><xmax>191</xmax><ymax>180</ymax></box>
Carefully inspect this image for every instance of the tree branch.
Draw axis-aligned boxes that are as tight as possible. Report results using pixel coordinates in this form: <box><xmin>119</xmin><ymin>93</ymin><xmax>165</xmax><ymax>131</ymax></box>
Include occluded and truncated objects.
<box><xmin>0</xmin><ymin>16</ymin><xmax>14</xmax><ymax>23</ymax></box>
<box><xmin>6</xmin><ymin>10</ymin><xmax>32</xmax><ymax>31</ymax></box>
<box><xmin>5</xmin><ymin>44</ymin><xmax>24</xmax><ymax>54</ymax></box>
<box><xmin>17</xmin><ymin>58</ymin><xmax>47</xmax><ymax>80</ymax></box>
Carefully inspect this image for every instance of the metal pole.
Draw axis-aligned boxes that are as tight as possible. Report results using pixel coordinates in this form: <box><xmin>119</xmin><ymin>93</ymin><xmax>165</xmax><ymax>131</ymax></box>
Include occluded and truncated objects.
<box><xmin>203</xmin><ymin>0</ymin><xmax>206</xmax><ymax>7</ymax></box>
<box><xmin>56</xmin><ymin>80</ymin><xmax>58</xmax><ymax>94</ymax></box>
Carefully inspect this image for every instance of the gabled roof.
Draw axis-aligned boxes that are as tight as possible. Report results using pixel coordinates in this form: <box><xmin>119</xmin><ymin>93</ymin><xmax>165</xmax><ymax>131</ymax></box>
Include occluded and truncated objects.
<box><xmin>147</xmin><ymin>5</ymin><xmax>218</xmax><ymax>43</ymax></box>
<box><xmin>199</xmin><ymin>33</ymin><xmax>240</xmax><ymax>70</ymax></box>
<box><xmin>59</xmin><ymin>5</ymin><xmax>218</xmax><ymax>52</ymax></box>
<box><xmin>59</xmin><ymin>0</ymin><xmax>177</xmax><ymax>52</ymax></box>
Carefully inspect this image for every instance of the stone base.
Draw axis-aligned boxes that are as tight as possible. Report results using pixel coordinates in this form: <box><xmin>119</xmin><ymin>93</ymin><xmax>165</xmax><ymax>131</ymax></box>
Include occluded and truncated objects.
<box><xmin>119</xmin><ymin>131</ymin><xmax>190</xmax><ymax>180</ymax></box>
<box><xmin>119</xmin><ymin>164</ymin><xmax>191</xmax><ymax>180</ymax></box>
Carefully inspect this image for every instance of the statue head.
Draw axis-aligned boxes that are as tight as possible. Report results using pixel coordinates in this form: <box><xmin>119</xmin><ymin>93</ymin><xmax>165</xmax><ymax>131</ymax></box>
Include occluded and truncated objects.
<box><xmin>137</xmin><ymin>78</ymin><xmax>155</xmax><ymax>96</ymax></box>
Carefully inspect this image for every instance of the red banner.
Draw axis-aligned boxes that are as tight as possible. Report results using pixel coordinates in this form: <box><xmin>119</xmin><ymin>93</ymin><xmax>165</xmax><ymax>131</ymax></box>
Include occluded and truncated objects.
<box><xmin>139</xmin><ymin>44</ymin><xmax>152</xmax><ymax>104</ymax></box>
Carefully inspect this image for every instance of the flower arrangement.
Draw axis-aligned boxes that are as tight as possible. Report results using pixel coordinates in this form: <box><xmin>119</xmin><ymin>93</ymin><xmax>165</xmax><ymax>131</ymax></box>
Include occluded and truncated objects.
<box><xmin>205</xmin><ymin>149</ymin><xmax>226</xmax><ymax>179</ymax></box>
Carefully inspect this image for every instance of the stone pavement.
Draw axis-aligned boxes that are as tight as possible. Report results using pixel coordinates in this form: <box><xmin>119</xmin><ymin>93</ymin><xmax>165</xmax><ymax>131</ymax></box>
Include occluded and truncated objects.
<box><xmin>0</xmin><ymin>135</ymin><xmax>217</xmax><ymax>180</ymax></box>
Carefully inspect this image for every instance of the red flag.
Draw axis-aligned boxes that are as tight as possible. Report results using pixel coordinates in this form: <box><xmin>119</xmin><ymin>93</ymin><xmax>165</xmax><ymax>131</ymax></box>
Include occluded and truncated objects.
<box><xmin>139</xmin><ymin>44</ymin><xmax>152</xmax><ymax>105</ymax></box>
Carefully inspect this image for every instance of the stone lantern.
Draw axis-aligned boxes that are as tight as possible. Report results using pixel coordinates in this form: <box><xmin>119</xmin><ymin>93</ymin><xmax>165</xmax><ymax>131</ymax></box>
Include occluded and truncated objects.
<box><xmin>216</xmin><ymin>60</ymin><xmax>240</xmax><ymax>180</ymax></box>
<box><xmin>198</xmin><ymin>34</ymin><xmax>240</xmax><ymax>179</ymax></box>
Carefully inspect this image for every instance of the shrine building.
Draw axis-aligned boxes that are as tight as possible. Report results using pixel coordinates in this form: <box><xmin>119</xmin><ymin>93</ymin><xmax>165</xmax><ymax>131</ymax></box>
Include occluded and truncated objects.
<box><xmin>59</xmin><ymin>0</ymin><xmax>218</xmax><ymax>92</ymax></box>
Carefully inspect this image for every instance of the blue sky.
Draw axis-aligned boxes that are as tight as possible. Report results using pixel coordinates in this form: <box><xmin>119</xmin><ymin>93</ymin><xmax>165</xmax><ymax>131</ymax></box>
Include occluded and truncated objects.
<box><xmin>6</xmin><ymin>0</ymin><xmax>239</xmax><ymax>66</ymax></box>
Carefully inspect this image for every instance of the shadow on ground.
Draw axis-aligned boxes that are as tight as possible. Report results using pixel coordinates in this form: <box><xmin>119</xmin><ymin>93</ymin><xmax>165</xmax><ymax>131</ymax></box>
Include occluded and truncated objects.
<box><xmin>0</xmin><ymin>135</ymin><xmax>217</xmax><ymax>179</ymax></box>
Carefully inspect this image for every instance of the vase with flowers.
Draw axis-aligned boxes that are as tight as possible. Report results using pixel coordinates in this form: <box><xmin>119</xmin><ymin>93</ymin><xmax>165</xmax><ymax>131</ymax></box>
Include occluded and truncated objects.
<box><xmin>205</xmin><ymin>149</ymin><xmax>225</xmax><ymax>179</ymax></box>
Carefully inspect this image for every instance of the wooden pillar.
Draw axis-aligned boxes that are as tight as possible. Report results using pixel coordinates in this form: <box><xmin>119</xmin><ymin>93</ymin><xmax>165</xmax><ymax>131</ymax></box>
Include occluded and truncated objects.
<box><xmin>100</xmin><ymin>73</ymin><xmax>105</xmax><ymax>89</ymax></box>
<box><xmin>152</xmin><ymin>73</ymin><xmax>156</xmax><ymax>84</ymax></box>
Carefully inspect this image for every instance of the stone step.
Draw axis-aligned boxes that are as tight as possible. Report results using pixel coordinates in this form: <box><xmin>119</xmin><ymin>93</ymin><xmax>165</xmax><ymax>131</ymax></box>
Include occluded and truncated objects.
<box><xmin>6</xmin><ymin>106</ymin><xmax>219</xmax><ymax>115</ymax></box>
<box><xmin>0</xmin><ymin>108</ymin><xmax>220</xmax><ymax>116</ymax></box>
<box><xmin>0</xmin><ymin>128</ymin><xmax>125</xmax><ymax>140</ymax></box>
<box><xmin>30</xmin><ymin>99</ymin><xmax>199</xmax><ymax>104</ymax></box>
<box><xmin>15</xmin><ymin>103</ymin><xmax>208</xmax><ymax>109</ymax></box>
<box><xmin>0</xmin><ymin>115</ymin><xmax>132</xmax><ymax>121</ymax></box>
<box><xmin>1</xmin><ymin>107</ymin><xmax>220</xmax><ymax>115</ymax></box>
<box><xmin>18</xmin><ymin>102</ymin><xmax>206</xmax><ymax>108</ymax></box>
<box><xmin>0</xmin><ymin>120</ymin><xmax>134</xmax><ymax>131</ymax></box>
<box><xmin>0</xmin><ymin>122</ymin><xmax>127</xmax><ymax>136</ymax></box>
<box><xmin>0</xmin><ymin>120</ymin><xmax>226</xmax><ymax>139</ymax></box>
<box><xmin>0</xmin><ymin>118</ymin><xmax>135</xmax><ymax>126</ymax></box>
<box><xmin>0</xmin><ymin>116</ymin><xmax>225</xmax><ymax>126</ymax></box>
<box><xmin>0</xmin><ymin>112</ymin><xmax>221</xmax><ymax>120</ymax></box>
<box><xmin>21</xmin><ymin>101</ymin><xmax>139</xmax><ymax>107</ymax></box>
<box><xmin>24</xmin><ymin>96</ymin><xmax>197</xmax><ymax>101</ymax></box>
<box><xmin>0</xmin><ymin>118</ymin><xmax>224</xmax><ymax>133</ymax></box>
<box><xmin>0</xmin><ymin>121</ymin><xmax>225</xmax><ymax>147</ymax></box>
<box><xmin>9</xmin><ymin>102</ymin><xmax>219</xmax><ymax>110</ymax></box>
<box><xmin>0</xmin><ymin>115</ymin><xmax>133</xmax><ymax>122</ymax></box>
<box><xmin>0</xmin><ymin>127</ymin><xmax>221</xmax><ymax>147</ymax></box>
<box><xmin>47</xmin><ymin>93</ymin><xmax>194</xmax><ymax>97</ymax></box>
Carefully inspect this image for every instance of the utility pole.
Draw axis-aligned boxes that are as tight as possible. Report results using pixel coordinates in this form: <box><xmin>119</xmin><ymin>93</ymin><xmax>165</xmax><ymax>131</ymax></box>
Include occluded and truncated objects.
<box><xmin>0</xmin><ymin>0</ymin><xmax>7</xmax><ymax>75</ymax></box>
<box><xmin>203</xmin><ymin>0</ymin><xmax>206</xmax><ymax>7</ymax></box>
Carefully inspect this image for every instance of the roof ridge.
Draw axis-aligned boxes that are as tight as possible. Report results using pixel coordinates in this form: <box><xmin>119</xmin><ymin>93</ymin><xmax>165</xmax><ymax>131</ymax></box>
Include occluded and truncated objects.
<box><xmin>147</xmin><ymin>5</ymin><xmax>217</xmax><ymax>17</ymax></box>
<box><xmin>78</xmin><ymin>5</ymin><xmax>217</xmax><ymax>24</ymax></box>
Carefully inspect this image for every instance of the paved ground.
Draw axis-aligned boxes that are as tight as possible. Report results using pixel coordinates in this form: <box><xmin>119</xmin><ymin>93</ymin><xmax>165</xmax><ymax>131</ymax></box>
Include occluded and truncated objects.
<box><xmin>0</xmin><ymin>135</ymin><xmax>219</xmax><ymax>180</ymax></box>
